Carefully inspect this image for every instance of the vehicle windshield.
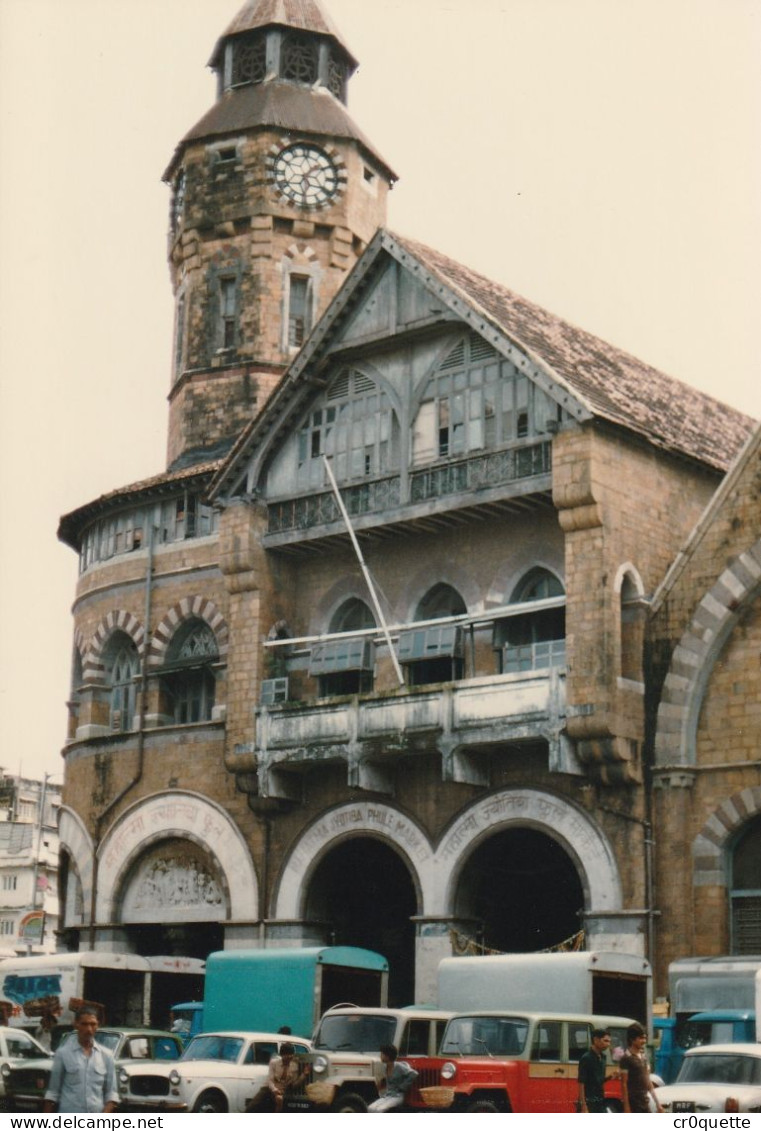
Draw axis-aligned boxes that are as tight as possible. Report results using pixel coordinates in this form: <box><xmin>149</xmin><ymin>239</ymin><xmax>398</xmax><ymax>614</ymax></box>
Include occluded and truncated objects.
<box><xmin>181</xmin><ymin>1035</ymin><xmax>243</xmax><ymax>1063</ymax></box>
<box><xmin>314</xmin><ymin>1014</ymin><xmax>397</xmax><ymax>1052</ymax></box>
<box><xmin>93</xmin><ymin>1033</ymin><xmax>121</xmax><ymax>1054</ymax></box>
<box><xmin>677</xmin><ymin>1021</ymin><xmax>740</xmax><ymax>1049</ymax></box>
<box><xmin>441</xmin><ymin>1016</ymin><xmax>529</xmax><ymax>1057</ymax></box>
<box><xmin>677</xmin><ymin>1054</ymin><xmax>761</xmax><ymax>1087</ymax></box>
<box><xmin>5</xmin><ymin>1033</ymin><xmax>48</xmax><ymax>1059</ymax></box>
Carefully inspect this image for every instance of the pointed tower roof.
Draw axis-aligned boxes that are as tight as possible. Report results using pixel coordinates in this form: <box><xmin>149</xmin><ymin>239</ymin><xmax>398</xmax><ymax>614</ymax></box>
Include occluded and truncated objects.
<box><xmin>209</xmin><ymin>0</ymin><xmax>357</xmax><ymax>69</ymax></box>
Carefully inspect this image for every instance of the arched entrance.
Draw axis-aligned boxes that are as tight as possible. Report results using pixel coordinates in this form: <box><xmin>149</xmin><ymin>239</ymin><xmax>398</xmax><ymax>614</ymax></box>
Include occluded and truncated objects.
<box><xmin>305</xmin><ymin>838</ymin><xmax>417</xmax><ymax>1006</ymax></box>
<box><xmin>455</xmin><ymin>827</ymin><xmax>584</xmax><ymax>952</ymax></box>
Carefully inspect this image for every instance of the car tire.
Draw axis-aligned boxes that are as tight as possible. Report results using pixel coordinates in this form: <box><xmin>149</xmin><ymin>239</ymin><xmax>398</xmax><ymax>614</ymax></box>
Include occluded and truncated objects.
<box><xmin>192</xmin><ymin>1090</ymin><xmax>228</xmax><ymax>1113</ymax></box>
<box><xmin>467</xmin><ymin>1099</ymin><xmax>501</xmax><ymax>1112</ymax></box>
<box><xmin>332</xmin><ymin>1091</ymin><xmax>369</xmax><ymax>1112</ymax></box>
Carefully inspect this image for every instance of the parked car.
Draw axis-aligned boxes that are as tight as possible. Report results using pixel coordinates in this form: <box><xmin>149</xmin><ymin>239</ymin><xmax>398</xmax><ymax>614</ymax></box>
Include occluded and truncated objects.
<box><xmin>0</xmin><ymin>1026</ymin><xmax>52</xmax><ymax>1111</ymax></box>
<box><xmin>57</xmin><ymin>1027</ymin><xmax>184</xmax><ymax>1113</ymax></box>
<box><xmin>411</xmin><ymin>1011</ymin><xmax>636</xmax><ymax>1113</ymax></box>
<box><xmin>120</xmin><ymin>1031</ymin><xmax>311</xmax><ymax>1113</ymax></box>
<box><xmin>657</xmin><ymin>1044</ymin><xmax>761</xmax><ymax>1113</ymax></box>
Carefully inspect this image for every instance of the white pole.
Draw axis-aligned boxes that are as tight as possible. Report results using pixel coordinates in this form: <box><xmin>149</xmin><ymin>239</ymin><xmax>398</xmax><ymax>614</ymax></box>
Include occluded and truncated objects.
<box><xmin>322</xmin><ymin>457</ymin><xmax>405</xmax><ymax>687</ymax></box>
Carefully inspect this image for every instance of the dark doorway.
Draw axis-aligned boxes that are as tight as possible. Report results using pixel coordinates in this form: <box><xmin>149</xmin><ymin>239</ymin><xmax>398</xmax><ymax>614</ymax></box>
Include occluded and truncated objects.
<box><xmin>305</xmin><ymin>837</ymin><xmax>417</xmax><ymax>1006</ymax></box>
<box><xmin>455</xmin><ymin>827</ymin><xmax>583</xmax><ymax>952</ymax></box>
<box><xmin>124</xmin><ymin>922</ymin><xmax>223</xmax><ymax>961</ymax></box>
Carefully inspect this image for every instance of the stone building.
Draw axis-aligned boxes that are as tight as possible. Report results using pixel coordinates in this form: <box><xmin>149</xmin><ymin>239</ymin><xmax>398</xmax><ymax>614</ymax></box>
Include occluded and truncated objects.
<box><xmin>56</xmin><ymin>0</ymin><xmax>756</xmax><ymax>1006</ymax></box>
<box><xmin>0</xmin><ymin>774</ymin><xmax>60</xmax><ymax>955</ymax></box>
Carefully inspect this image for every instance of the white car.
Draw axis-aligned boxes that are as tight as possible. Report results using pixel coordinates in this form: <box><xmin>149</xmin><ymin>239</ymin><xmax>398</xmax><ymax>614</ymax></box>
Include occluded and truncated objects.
<box><xmin>123</xmin><ymin>1031</ymin><xmax>311</xmax><ymax>1113</ymax></box>
<box><xmin>657</xmin><ymin>1044</ymin><xmax>761</xmax><ymax>1114</ymax></box>
<box><xmin>0</xmin><ymin>1027</ymin><xmax>52</xmax><ymax>1110</ymax></box>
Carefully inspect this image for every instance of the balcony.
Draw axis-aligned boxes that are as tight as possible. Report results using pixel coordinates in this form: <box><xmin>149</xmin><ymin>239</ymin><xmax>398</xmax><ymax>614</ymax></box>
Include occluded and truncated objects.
<box><xmin>254</xmin><ymin>664</ymin><xmax>576</xmax><ymax>800</ymax></box>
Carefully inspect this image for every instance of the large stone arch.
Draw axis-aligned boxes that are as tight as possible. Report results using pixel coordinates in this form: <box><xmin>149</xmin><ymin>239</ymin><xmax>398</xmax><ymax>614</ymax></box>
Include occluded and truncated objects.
<box><xmin>58</xmin><ymin>806</ymin><xmax>94</xmax><ymax>926</ymax></box>
<box><xmin>84</xmin><ymin>610</ymin><xmax>145</xmax><ymax>681</ymax></box>
<box><xmin>435</xmin><ymin>788</ymin><xmax>622</xmax><ymax>916</ymax></box>
<box><xmin>693</xmin><ymin>786</ymin><xmax>761</xmax><ymax>888</ymax></box>
<box><xmin>655</xmin><ymin>542</ymin><xmax>761</xmax><ymax>767</ymax></box>
<box><xmin>148</xmin><ymin>597</ymin><xmax>229</xmax><ymax>667</ymax></box>
<box><xmin>274</xmin><ymin>801</ymin><xmax>435</xmax><ymax>921</ymax></box>
<box><xmin>95</xmin><ymin>791</ymin><xmax>257</xmax><ymax>924</ymax></box>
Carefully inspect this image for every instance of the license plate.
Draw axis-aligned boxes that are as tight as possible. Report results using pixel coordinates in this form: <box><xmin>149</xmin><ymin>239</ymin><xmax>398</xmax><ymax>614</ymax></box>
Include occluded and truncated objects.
<box><xmin>673</xmin><ymin>1101</ymin><xmax>695</xmax><ymax>1112</ymax></box>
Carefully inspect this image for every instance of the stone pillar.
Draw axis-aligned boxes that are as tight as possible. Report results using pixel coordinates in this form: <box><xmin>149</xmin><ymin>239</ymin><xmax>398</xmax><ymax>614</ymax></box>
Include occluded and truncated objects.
<box><xmin>413</xmin><ymin>918</ymin><xmax>481</xmax><ymax>1006</ymax></box>
<box><xmin>582</xmin><ymin>910</ymin><xmax>648</xmax><ymax>956</ymax></box>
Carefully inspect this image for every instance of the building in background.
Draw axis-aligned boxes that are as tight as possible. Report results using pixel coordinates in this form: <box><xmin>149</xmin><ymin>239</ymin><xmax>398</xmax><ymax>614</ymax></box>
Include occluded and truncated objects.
<box><xmin>0</xmin><ymin>774</ymin><xmax>61</xmax><ymax>955</ymax></box>
<box><xmin>54</xmin><ymin>0</ymin><xmax>758</xmax><ymax>1003</ymax></box>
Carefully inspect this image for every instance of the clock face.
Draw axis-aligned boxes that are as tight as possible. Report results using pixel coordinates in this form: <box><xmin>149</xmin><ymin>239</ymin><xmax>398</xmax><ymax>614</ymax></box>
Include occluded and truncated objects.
<box><xmin>273</xmin><ymin>143</ymin><xmax>338</xmax><ymax>208</ymax></box>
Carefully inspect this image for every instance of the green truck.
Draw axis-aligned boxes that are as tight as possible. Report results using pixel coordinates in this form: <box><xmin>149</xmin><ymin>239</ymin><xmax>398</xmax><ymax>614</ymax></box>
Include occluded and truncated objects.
<box><xmin>173</xmin><ymin>946</ymin><xmax>388</xmax><ymax>1040</ymax></box>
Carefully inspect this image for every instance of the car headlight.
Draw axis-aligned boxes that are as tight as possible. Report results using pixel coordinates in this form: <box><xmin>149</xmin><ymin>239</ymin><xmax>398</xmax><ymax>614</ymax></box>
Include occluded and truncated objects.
<box><xmin>169</xmin><ymin>1069</ymin><xmax>181</xmax><ymax>1086</ymax></box>
<box><xmin>312</xmin><ymin>1056</ymin><xmax>329</xmax><ymax>1075</ymax></box>
<box><xmin>440</xmin><ymin>1061</ymin><xmax>457</xmax><ymax>1081</ymax></box>
<box><xmin>118</xmin><ymin>1070</ymin><xmax>129</xmax><ymax>1087</ymax></box>
<box><xmin>1</xmin><ymin>1064</ymin><xmax>11</xmax><ymax>1079</ymax></box>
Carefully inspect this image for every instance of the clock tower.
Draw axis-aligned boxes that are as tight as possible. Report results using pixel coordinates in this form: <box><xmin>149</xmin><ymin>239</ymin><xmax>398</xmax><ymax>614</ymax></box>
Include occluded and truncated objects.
<box><xmin>165</xmin><ymin>0</ymin><xmax>396</xmax><ymax>470</ymax></box>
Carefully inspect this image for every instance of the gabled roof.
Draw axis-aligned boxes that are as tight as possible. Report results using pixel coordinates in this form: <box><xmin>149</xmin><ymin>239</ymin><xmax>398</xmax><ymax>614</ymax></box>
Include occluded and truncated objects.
<box><xmin>209</xmin><ymin>229</ymin><xmax>755</xmax><ymax>499</ymax></box>
<box><xmin>209</xmin><ymin>0</ymin><xmax>357</xmax><ymax>69</ymax></box>
<box><xmin>164</xmin><ymin>81</ymin><xmax>395</xmax><ymax>183</ymax></box>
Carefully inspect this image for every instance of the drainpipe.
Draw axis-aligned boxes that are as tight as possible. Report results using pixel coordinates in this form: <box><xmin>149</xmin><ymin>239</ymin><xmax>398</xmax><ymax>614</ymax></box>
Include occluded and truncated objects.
<box><xmin>596</xmin><ymin>802</ymin><xmax>656</xmax><ymax>966</ymax></box>
<box><xmin>88</xmin><ymin>523</ymin><xmax>155</xmax><ymax>949</ymax></box>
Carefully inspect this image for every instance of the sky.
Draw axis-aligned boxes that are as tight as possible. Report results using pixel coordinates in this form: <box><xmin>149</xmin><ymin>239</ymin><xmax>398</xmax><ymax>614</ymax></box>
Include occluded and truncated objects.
<box><xmin>0</xmin><ymin>0</ymin><xmax>759</xmax><ymax>780</ymax></box>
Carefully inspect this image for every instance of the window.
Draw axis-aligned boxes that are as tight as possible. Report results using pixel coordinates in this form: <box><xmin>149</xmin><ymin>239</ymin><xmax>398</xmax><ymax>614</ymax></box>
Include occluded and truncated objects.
<box><xmin>162</xmin><ymin>620</ymin><xmax>219</xmax><ymax>725</ymax></box>
<box><xmin>620</xmin><ymin>574</ymin><xmax>645</xmax><ymax>682</ymax></box>
<box><xmin>310</xmin><ymin>598</ymin><xmax>376</xmax><ymax>696</ymax></box>
<box><xmin>219</xmin><ymin>277</ymin><xmax>237</xmax><ymax>349</ymax></box>
<box><xmin>2</xmin><ymin>875</ymin><xmax>17</xmax><ymax>891</ymax></box>
<box><xmin>174</xmin><ymin>292</ymin><xmax>186</xmax><ymax>378</ymax></box>
<box><xmin>497</xmin><ymin>569</ymin><xmax>566</xmax><ymax>673</ymax></box>
<box><xmin>288</xmin><ymin>275</ymin><xmax>312</xmax><ymax>348</ymax></box>
<box><xmin>412</xmin><ymin>332</ymin><xmax>563</xmax><ymax>465</ymax></box>
<box><xmin>172</xmin><ymin>171</ymin><xmax>185</xmax><ymax>233</ymax></box>
<box><xmin>297</xmin><ymin>370</ymin><xmax>399</xmax><ymax>491</ymax></box>
<box><xmin>106</xmin><ymin>634</ymin><xmax>139</xmax><ymax>731</ymax></box>
<box><xmin>231</xmin><ymin>35</ymin><xmax>266</xmax><ymax>86</ymax></box>
<box><xmin>281</xmin><ymin>34</ymin><xmax>318</xmax><ymax>84</ymax></box>
<box><xmin>327</xmin><ymin>50</ymin><xmax>347</xmax><ymax>100</ymax></box>
<box><xmin>79</xmin><ymin>495</ymin><xmax>218</xmax><ymax>573</ymax></box>
<box><xmin>531</xmin><ymin>1021</ymin><xmax>562</xmax><ymax>1062</ymax></box>
<box><xmin>731</xmin><ymin>818</ymin><xmax>761</xmax><ymax>953</ymax></box>
<box><xmin>402</xmin><ymin>584</ymin><xmax>466</xmax><ymax>686</ymax></box>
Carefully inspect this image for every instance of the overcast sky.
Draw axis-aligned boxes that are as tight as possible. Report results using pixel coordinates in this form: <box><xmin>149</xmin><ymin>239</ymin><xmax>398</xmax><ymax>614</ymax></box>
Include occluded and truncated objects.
<box><xmin>1</xmin><ymin>0</ymin><xmax>759</xmax><ymax>780</ymax></box>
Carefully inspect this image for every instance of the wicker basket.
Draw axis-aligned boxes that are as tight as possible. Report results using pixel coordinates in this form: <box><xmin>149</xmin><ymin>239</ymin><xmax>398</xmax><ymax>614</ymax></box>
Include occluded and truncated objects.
<box><xmin>419</xmin><ymin>1086</ymin><xmax>455</xmax><ymax>1109</ymax></box>
<box><xmin>306</xmin><ymin>1081</ymin><xmax>336</xmax><ymax>1106</ymax></box>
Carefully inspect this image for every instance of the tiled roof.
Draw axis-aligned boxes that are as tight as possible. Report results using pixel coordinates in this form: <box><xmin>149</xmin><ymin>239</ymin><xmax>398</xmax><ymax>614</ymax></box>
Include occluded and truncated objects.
<box><xmin>392</xmin><ymin>233</ymin><xmax>755</xmax><ymax>471</ymax></box>
<box><xmin>211</xmin><ymin>228</ymin><xmax>755</xmax><ymax>498</ymax></box>
<box><xmin>217</xmin><ymin>0</ymin><xmax>353</xmax><ymax>53</ymax></box>
<box><xmin>164</xmin><ymin>81</ymin><xmax>396</xmax><ymax>182</ymax></box>
<box><xmin>57</xmin><ymin>462</ymin><xmax>220</xmax><ymax>550</ymax></box>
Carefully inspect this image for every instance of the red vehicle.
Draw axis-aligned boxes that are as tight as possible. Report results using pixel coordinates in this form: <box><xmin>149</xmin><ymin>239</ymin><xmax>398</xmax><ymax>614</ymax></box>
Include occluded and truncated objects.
<box><xmin>409</xmin><ymin>1011</ymin><xmax>636</xmax><ymax>1113</ymax></box>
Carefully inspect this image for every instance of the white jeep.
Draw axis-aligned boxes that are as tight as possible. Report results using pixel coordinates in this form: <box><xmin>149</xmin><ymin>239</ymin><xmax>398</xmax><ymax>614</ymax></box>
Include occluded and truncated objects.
<box><xmin>303</xmin><ymin>1006</ymin><xmax>454</xmax><ymax>1112</ymax></box>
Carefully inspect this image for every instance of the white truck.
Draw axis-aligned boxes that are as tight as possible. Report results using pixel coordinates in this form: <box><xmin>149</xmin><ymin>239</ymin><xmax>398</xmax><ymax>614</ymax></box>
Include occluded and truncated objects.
<box><xmin>437</xmin><ymin>950</ymin><xmax>652</xmax><ymax>1032</ymax></box>
<box><xmin>0</xmin><ymin>952</ymin><xmax>204</xmax><ymax>1033</ymax></box>
<box><xmin>668</xmin><ymin>955</ymin><xmax>761</xmax><ymax>1024</ymax></box>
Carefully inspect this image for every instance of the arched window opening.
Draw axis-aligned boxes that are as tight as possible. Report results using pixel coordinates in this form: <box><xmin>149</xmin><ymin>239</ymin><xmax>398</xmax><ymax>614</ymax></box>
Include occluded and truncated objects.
<box><xmin>310</xmin><ymin>598</ymin><xmax>376</xmax><ymax>698</ymax></box>
<box><xmin>496</xmin><ymin>569</ymin><xmax>566</xmax><ymax>672</ymax></box>
<box><xmin>411</xmin><ymin>332</ymin><xmax>564</xmax><ymax>465</ymax></box>
<box><xmin>620</xmin><ymin>574</ymin><xmax>645</xmax><ymax>682</ymax></box>
<box><xmin>297</xmin><ymin>369</ymin><xmax>399</xmax><ymax>491</ymax></box>
<box><xmin>731</xmin><ymin>818</ymin><xmax>761</xmax><ymax>954</ymax></box>
<box><xmin>400</xmin><ymin>584</ymin><xmax>467</xmax><ymax>687</ymax></box>
<box><xmin>162</xmin><ymin>620</ymin><xmax>219</xmax><ymax>725</ymax></box>
<box><xmin>105</xmin><ymin>633</ymin><xmax>139</xmax><ymax>732</ymax></box>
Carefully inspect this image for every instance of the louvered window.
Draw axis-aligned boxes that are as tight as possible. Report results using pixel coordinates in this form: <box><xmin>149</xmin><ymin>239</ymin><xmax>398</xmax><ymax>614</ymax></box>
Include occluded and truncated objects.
<box><xmin>413</xmin><ymin>331</ymin><xmax>563</xmax><ymax>464</ymax></box>
<box><xmin>297</xmin><ymin>370</ymin><xmax>399</xmax><ymax>490</ymax></box>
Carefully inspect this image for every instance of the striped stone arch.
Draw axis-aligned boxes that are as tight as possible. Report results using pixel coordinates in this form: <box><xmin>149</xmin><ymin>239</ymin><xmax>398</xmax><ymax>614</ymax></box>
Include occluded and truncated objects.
<box><xmin>693</xmin><ymin>786</ymin><xmax>761</xmax><ymax>887</ymax></box>
<box><xmin>655</xmin><ymin>541</ymin><xmax>761</xmax><ymax>767</ymax></box>
<box><xmin>83</xmin><ymin>611</ymin><xmax>145</xmax><ymax>682</ymax></box>
<box><xmin>148</xmin><ymin>596</ymin><xmax>229</xmax><ymax>667</ymax></box>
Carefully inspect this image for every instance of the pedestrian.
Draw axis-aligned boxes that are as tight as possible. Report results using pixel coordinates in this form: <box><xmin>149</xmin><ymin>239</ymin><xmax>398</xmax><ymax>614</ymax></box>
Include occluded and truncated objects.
<box><xmin>268</xmin><ymin>1041</ymin><xmax>306</xmax><ymax>1113</ymax></box>
<box><xmin>368</xmin><ymin>1043</ymin><xmax>418</xmax><ymax>1112</ymax></box>
<box><xmin>577</xmin><ymin>1027</ymin><xmax>611</xmax><ymax>1112</ymax></box>
<box><xmin>619</xmin><ymin>1021</ymin><xmax>662</xmax><ymax>1113</ymax></box>
<box><xmin>43</xmin><ymin>1006</ymin><xmax>118</xmax><ymax>1113</ymax></box>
